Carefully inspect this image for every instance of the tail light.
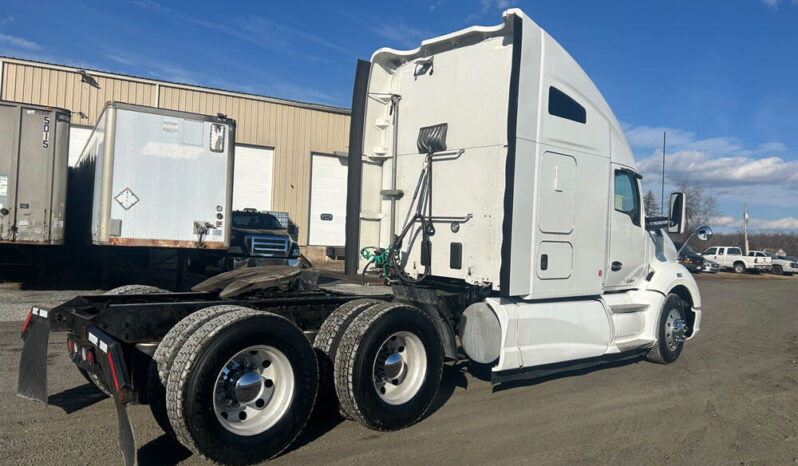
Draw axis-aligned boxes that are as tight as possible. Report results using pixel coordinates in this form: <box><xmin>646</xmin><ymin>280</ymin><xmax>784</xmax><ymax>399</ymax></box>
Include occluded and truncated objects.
<box><xmin>107</xmin><ymin>352</ymin><xmax>121</xmax><ymax>392</ymax></box>
<box><xmin>21</xmin><ymin>309</ymin><xmax>33</xmax><ymax>335</ymax></box>
<box><xmin>67</xmin><ymin>339</ymin><xmax>74</xmax><ymax>353</ymax></box>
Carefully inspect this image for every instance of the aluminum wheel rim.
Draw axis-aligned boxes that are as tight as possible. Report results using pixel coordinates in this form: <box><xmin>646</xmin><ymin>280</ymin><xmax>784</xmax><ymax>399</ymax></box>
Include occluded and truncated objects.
<box><xmin>372</xmin><ymin>331</ymin><xmax>427</xmax><ymax>405</ymax></box>
<box><xmin>213</xmin><ymin>345</ymin><xmax>294</xmax><ymax>436</ymax></box>
<box><xmin>664</xmin><ymin>309</ymin><xmax>688</xmax><ymax>352</ymax></box>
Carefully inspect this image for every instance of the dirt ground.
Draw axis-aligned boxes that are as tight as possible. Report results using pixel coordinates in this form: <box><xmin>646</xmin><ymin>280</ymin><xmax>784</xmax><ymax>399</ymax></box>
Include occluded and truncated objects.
<box><xmin>1</xmin><ymin>275</ymin><xmax>797</xmax><ymax>465</ymax></box>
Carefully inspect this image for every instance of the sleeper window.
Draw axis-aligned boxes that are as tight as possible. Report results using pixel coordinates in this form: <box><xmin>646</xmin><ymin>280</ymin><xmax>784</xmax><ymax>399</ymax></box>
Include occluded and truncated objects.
<box><xmin>548</xmin><ymin>86</ymin><xmax>587</xmax><ymax>124</ymax></box>
<box><xmin>614</xmin><ymin>171</ymin><xmax>640</xmax><ymax>226</ymax></box>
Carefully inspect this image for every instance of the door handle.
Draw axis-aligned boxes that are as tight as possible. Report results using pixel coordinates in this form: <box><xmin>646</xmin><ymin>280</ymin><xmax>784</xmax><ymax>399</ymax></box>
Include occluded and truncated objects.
<box><xmin>611</xmin><ymin>261</ymin><xmax>623</xmax><ymax>271</ymax></box>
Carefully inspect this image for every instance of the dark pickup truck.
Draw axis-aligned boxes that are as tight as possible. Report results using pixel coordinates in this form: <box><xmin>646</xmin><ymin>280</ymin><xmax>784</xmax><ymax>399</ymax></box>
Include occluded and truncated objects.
<box><xmin>189</xmin><ymin>209</ymin><xmax>301</xmax><ymax>272</ymax></box>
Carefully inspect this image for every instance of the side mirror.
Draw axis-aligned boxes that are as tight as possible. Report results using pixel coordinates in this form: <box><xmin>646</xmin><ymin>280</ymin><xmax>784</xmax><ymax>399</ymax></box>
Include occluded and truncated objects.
<box><xmin>696</xmin><ymin>225</ymin><xmax>713</xmax><ymax>241</ymax></box>
<box><xmin>668</xmin><ymin>192</ymin><xmax>686</xmax><ymax>234</ymax></box>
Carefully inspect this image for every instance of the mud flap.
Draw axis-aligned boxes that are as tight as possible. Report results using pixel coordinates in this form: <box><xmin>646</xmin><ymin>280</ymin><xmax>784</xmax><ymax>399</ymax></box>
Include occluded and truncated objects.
<box><xmin>17</xmin><ymin>310</ymin><xmax>50</xmax><ymax>404</ymax></box>
<box><xmin>92</xmin><ymin>327</ymin><xmax>137</xmax><ymax>466</ymax></box>
<box><xmin>112</xmin><ymin>391</ymin><xmax>137</xmax><ymax>466</ymax></box>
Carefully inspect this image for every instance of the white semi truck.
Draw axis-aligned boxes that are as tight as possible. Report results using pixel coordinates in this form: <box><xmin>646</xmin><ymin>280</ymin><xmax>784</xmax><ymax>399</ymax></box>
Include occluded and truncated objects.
<box><xmin>17</xmin><ymin>9</ymin><xmax>710</xmax><ymax>466</ymax></box>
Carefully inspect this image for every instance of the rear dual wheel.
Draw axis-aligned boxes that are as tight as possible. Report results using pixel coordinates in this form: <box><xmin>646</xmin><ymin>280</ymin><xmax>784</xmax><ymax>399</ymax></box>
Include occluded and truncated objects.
<box><xmin>334</xmin><ymin>302</ymin><xmax>444</xmax><ymax>431</ymax></box>
<box><xmin>313</xmin><ymin>299</ymin><xmax>380</xmax><ymax>408</ymax></box>
<box><xmin>147</xmin><ymin>305</ymin><xmax>243</xmax><ymax>435</ymax></box>
<box><xmin>166</xmin><ymin>310</ymin><xmax>318</xmax><ymax>465</ymax></box>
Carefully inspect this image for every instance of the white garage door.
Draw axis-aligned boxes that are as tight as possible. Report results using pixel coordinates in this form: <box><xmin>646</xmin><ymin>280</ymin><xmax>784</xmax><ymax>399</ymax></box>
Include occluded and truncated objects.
<box><xmin>233</xmin><ymin>145</ymin><xmax>274</xmax><ymax>211</ymax></box>
<box><xmin>68</xmin><ymin>125</ymin><xmax>93</xmax><ymax>167</ymax></box>
<box><xmin>309</xmin><ymin>153</ymin><xmax>348</xmax><ymax>246</ymax></box>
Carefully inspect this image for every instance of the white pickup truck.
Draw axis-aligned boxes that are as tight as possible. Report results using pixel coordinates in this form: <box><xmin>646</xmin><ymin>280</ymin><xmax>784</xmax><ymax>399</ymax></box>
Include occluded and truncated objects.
<box><xmin>749</xmin><ymin>250</ymin><xmax>797</xmax><ymax>275</ymax></box>
<box><xmin>701</xmin><ymin>246</ymin><xmax>771</xmax><ymax>273</ymax></box>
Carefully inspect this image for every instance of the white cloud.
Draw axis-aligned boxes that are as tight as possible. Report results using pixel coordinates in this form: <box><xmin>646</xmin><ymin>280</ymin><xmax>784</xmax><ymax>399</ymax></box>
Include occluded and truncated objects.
<box><xmin>762</xmin><ymin>0</ymin><xmax>781</xmax><ymax>9</ymax></box>
<box><xmin>481</xmin><ymin>0</ymin><xmax>511</xmax><ymax>10</ymax></box>
<box><xmin>756</xmin><ymin>217</ymin><xmax>798</xmax><ymax>230</ymax></box>
<box><xmin>133</xmin><ymin>1</ymin><xmax>352</xmax><ymax>63</ymax></box>
<box><xmin>637</xmin><ymin>150</ymin><xmax>798</xmax><ymax>189</ymax></box>
<box><xmin>709</xmin><ymin>216</ymin><xmax>739</xmax><ymax>228</ymax></box>
<box><xmin>369</xmin><ymin>20</ymin><xmax>428</xmax><ymax>49</ymax></box>
<box><xmin>707</xmin><ymin>215</ymin><xmax>798</xmax><ymax>232</ymax></box>
<box><xmin>0</xmin><ymin>32</ymin><xmax>41</xmax><ymax>50</ymax></box>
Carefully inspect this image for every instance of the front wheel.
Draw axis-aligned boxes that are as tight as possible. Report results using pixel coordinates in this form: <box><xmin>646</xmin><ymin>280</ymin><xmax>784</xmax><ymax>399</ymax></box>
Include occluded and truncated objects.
<box><xmin>647</xmin><ymin>293</ymin><xmax>689</xmax><ymax>364</ymax></box>
<box><xmin>334</xmin><ymin>302</ymin><xmax>443</xmax><ymax>431</ymax></box>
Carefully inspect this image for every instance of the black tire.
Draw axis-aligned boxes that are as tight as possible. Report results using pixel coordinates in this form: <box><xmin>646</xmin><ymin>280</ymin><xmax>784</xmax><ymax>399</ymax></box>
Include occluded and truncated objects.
<box><xmin>166</xmin><ymin>310</ymin><xmax>318</xmax><ymax>465</ymax></box>
<box><xmin>647</xmin><ymin>293</ymin><xmax>688</xmax><ymax>364</ymax></box>
<box><xmin>733</xmin><ymin>262</ymin><xmax>746</xmax><ymax>274</ymax></box>
<box><xmin>104</xmin><ymin>284</ymin><xmax>166</xmax><ymax>295</ymax></box>
<box><xmin>313</xmin><ymin>299</ymin><xmax>380</xmax><ymax>407</ymax></box>
<box><xmin>773</xmin><ymin>265</ymin><xmax>783</xmax><ymax>275</ymax></box>
<box><xmin>78</xmin><ymin>367</ymin><xmax>112</xmax><ymax>396</ymax></box>
<box><xmin>147</xmin><ymin>305</ymin><xmax>241</xmax><ymax>435</ymax></box>
<box><xmin>334</xmin><ymin>302</ymin><xmax>444</xmax><ymax>431</ymax></box>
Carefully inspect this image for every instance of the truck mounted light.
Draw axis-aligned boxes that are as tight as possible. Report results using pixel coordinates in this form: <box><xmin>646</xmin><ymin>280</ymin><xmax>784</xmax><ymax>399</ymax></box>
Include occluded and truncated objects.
<box><xmin>107</xmin><ymin>352</ymin><xmax>121</xmax><ymax>392</ymax></box>
<box><xmin>21</xmin><ymin>310</ymin><xmax>33</xmax><ymax>335</ymax></box>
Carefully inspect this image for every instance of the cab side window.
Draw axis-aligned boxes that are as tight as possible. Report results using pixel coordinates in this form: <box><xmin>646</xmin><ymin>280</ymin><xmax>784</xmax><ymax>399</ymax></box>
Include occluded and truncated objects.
<box><xmin>614</xmin><ymin>170</ymin><xmax>640</xmax><ymax>226</ymax></box>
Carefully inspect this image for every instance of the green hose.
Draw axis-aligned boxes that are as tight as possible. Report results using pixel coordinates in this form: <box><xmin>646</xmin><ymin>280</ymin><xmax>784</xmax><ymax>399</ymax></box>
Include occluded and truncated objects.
<box><xmin>360</xmin><ymin>246</ymin><xmax>395</xmax><ymax>278</ymax></box>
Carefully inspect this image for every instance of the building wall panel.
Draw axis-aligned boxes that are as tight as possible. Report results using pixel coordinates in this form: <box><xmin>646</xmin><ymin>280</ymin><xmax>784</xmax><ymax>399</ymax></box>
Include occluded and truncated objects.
<box><xmin>1</xmin><ymin>59</ymin><xmax>350</xmax><ymax>245</ymax></box>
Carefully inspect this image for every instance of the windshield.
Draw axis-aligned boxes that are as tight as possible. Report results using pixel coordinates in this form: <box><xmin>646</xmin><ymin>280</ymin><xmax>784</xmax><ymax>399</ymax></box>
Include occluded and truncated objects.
<box><xmin>232</xmin><ymin>213</ymin><xmax>284</xmax><ymax>230</ymax></box>
<box><xmin>674</xmin><ymin>242</ymin><xmax>696</xmax><ymax>254</ymax></box>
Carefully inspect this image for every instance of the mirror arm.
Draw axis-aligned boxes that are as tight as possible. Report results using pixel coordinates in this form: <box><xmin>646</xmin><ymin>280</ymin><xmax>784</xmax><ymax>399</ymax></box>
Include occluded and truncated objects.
<box><xmin>677</xmin><ymin>232</ymin><xmax>697</xmax><ymax>256</ymax></box>
<box><xmin>645</xmin><ymin>216</ymin><xmax>668</xmax><ymax>231</ymax></box>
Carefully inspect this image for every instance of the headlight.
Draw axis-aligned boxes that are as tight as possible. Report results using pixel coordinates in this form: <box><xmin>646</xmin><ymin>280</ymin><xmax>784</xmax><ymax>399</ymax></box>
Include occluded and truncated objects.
<box><xmin>289</xmin><ymin>243</ymin><xmax>300</xmax><ymax>258</ymax></box>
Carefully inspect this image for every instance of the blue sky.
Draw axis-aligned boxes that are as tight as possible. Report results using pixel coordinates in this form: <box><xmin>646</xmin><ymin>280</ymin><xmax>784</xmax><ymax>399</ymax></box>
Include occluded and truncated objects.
<box><xmin>1</xmin><ymin>0</ymin><xmax>797</xmax><ymax>231</ymax></box>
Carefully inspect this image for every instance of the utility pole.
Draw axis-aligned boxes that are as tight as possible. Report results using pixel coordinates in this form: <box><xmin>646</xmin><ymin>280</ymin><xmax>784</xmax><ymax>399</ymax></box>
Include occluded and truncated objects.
<box><xmin>661</xmin><ymin>130</ymin><xmax>666</xmax><ymax>214</ymax></box>
<box><xmin>743</xmin><ymin>203</ymin><xmax>750</xmax><ymax>255</ymax></box>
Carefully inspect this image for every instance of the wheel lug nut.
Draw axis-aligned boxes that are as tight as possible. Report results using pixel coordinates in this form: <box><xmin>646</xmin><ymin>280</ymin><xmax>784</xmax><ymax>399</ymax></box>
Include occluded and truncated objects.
<box><xmin>239</xmin><ymin>411</ymin><xmax>247</xmax><ymax>420</ymax></box>
<box><xmin>221</xmin><ymin>411</ymin><xmax>228</xmax><ymax>419</ymax></box>
<box><xmin>262</xmin><ymin>360</ymin><xmax>271</xmax><ymax>368</ymax></box>
<box><xmin>255</xmin><ymin>398</ymin><xmax>265</xmax><ymax>408</ymax></box>
<box><xmin>264</xmin><ymin>379</ymin><xmax>274</xmax><ymax>388</ymax></box>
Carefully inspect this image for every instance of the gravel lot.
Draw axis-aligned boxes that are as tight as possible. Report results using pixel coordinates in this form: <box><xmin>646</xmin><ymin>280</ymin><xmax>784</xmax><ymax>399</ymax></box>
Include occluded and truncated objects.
<box><xmin>1</xmin><ymin>275</ymin><xmax>797</xmax><ymax>465</ymax></box>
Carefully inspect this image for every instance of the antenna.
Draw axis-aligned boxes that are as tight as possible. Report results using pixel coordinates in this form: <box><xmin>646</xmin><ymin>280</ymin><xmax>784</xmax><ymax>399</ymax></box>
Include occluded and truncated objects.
<box><xmin>661</xmin><ymin>130</ymin><xmax>666</xmax><ymax>214</ymax></box>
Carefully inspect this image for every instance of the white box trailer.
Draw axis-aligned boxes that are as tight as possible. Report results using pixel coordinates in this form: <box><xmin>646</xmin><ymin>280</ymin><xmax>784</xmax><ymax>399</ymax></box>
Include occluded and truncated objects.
<box><xmin>72</xmin><ymin>102</ymin><xmax>235</xmax><ymax>249</ymax></box>
<box><xmin>0</xmin><ymin>101</ymin><xmax>70</xmax><ymax>245</ymax></box>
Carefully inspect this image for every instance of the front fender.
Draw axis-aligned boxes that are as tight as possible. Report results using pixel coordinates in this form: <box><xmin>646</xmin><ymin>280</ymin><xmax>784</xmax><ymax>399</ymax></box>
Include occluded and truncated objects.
<box><xmin>645</xmin><ymin>261</ymin><xmax>702</xmax><ymax>338</ymax></box>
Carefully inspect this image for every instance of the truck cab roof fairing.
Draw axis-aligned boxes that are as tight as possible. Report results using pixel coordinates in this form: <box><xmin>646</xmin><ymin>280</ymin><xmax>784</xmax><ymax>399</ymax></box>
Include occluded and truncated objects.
<box><xmin>370</xmin><ymin>9</ymin><xmax>636</xmax><ymax>170</ymax></box>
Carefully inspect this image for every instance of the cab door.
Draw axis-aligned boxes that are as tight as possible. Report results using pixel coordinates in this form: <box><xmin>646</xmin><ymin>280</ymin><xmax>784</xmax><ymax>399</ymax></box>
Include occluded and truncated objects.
<box><xmin>605</xmin><ymin>167</ymin><xmax>647</xmax><ymax>289</ymax></box>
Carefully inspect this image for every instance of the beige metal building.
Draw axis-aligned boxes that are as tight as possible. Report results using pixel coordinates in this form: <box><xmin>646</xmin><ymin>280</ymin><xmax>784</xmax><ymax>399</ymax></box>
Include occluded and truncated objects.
<box><xmin>0</xmin><ymin>56</ymin><xmax>351</xmax><ymax>247</ymax></box>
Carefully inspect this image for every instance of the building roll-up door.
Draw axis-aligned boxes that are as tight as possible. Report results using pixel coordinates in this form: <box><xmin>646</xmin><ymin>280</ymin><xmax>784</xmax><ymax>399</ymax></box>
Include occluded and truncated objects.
<box><xmin>233</xmin><ymin>145</ymin><xmax>274</xmax><ymax>211</ymax></box>
<box><xmin>309</xmin><ymin>153</ymin><xmax>348</xmax><ymax>246</ymax></box>
<box><xmin>68</xmin><ymin>125</ymin><xmax>93</xmax><ymax>167</ymax></box>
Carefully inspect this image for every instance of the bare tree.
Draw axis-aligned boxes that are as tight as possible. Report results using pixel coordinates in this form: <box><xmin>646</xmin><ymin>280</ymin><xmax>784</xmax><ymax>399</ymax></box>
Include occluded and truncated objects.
<box><xmin>677</xmin><ymin>182</ymin><xmax>719</xmax><ymax>230</ymax></box>
<box><xmin>643</xmin><ymin>190</ymin><xmax>659</xmax><ymax>217</ymax></box>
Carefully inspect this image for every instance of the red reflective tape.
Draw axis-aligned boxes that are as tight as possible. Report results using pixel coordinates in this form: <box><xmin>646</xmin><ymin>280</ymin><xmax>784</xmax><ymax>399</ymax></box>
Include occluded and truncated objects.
<box><xmin>107</xmin><ymin>352</ymin><xmax>121</xmax><ymax>392</ymax></box>
<box><xmin>21</xmin><ymin>310</ymin><xmax>33</xmax><ymax>335</ymax></box>
<box><xmin>67</xmin><ymin>339</ymin><xmax>73</xmax><ymax>353</ymax></box>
